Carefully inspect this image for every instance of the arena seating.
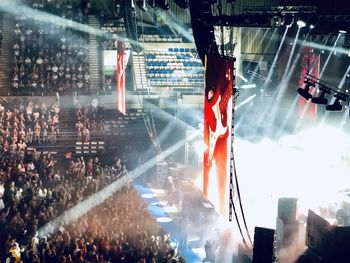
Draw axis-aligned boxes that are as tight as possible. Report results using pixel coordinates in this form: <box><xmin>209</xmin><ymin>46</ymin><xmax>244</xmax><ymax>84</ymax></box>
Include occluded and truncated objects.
<box><xmin>11</xmin><ymin>6</ymin><xmax>89</xmax><ymax>94</ymax></box>
<box><xmin>145</xmin><ymin>48</ymin><xmax>204</xmax><ymax>88</ymax></box>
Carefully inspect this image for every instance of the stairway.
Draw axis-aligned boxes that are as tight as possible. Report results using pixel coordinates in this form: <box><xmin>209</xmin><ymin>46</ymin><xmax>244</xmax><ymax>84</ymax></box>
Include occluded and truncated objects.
<box><xmin>132</xmin><ymin>52</ymin><xmax>148</xmax><ymax>91</ymax></box>
<box><xmin>0</xmin><ymin>13</ymin><xmax>15</xmax><ymax>95</ymax></box>
<box><xmin>88</xmin><ymin>15</ymin><xmax>101</xmax><ymax>91</ymax></box>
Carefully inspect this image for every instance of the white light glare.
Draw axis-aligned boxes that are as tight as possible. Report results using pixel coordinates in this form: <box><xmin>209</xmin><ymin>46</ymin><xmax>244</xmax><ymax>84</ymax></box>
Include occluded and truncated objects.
<box><xmin>309</xmin><ymin>24</ymin><xmax>315</xmax><ymax>29</ymax></box>
<box><xmin>237</xmin><ymin>73</ymin><xmax>248</xmax><ymax>83</ymax></box>
<box><xmin>297</xmin><ymin>20</ymin><xmax>306</xmax><ymax>28</ymax></box>
<box><xmin>339</xmin><ymin>30</ymin><xmax>347</xmax><ymax>34</ymax></box>
<box><xmin>240</xmin><ymin>84</ymin><xmax>256</xmax><ymax>89</ymax></box>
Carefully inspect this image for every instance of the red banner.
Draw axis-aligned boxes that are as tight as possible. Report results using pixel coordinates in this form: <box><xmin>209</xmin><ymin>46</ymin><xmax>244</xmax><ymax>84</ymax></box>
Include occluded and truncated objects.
<box><xmin>298</xmin><ymin>47</ymin><xmax>319</xmax><ymax>119</ymax></box>
<box><xmin>116</xmin><ymin>40</ymin><xmax>126</xmax><ymax>115</ymax></box>
<box><xmin>203</xmin><ymin>55</ymin><xmax>234</xmax><ymax>215</ymax></box>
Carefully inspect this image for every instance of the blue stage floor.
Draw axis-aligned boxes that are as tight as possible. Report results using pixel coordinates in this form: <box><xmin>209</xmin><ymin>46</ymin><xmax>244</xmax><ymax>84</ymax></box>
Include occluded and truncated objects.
<box><xmin>134</xmin><ymin>182</ymin><xmax>203</xmax><ymax>263</ymax></box>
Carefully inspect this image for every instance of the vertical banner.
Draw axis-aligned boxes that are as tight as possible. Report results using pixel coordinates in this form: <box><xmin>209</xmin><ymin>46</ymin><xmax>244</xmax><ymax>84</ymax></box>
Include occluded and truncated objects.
<box><xmin>116</xmin><ymin>40</ymin><xmax>126</xmax><ymax>115</ymax></box>
<box><xmin>203</xmin><ymin>55</ymin><xmax>234</xmax><ymax>216</ymax></box>
<box><xmin>298</xmin><ymin>47</ymin><xmax>319</xmax><ymax>119</ymax></box>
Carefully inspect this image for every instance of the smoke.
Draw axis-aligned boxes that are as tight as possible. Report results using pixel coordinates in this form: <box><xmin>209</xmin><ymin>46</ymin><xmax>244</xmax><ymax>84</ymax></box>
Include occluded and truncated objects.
<box><xmin>0</xmin><ymin>0</ymin><xmax>144</xmax><ymax>49</ymax></box>
<box><xmin>276</xmin><ymin>229</ymin><xmax>306</xmax><ymax>263</ymax></box>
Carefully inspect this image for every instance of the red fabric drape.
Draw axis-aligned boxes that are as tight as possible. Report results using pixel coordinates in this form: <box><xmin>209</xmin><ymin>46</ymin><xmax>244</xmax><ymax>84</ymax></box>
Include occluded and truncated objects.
<box><xmin>298</xmin><ymin>47</ymin><xmax>319</xmax><ymax>119</ymax></box>
<box><xmin>116</xmin><ymin>40</ymin><xmax>126</xmax><ymax>115</ymax></box>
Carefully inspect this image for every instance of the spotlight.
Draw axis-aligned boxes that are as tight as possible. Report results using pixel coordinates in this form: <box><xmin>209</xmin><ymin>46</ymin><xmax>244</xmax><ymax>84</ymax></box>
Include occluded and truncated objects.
<box><xmin>173</xmin><ymin>0</ymin><xmax>189</xmax><ymax>8</ymax></box>
<box><xmin>297</xmin><ymin>20</ymin><xmax>306</xmax><ymax>28</ymax></box>
<box><xmin>326</xmin><ymin>98</ymin><xmax>342</xmax><ymax>111</ymax></box>
<box><xmin>326</xmin><ymin>93</ymin><xmax>349</xmax><ymax>112</ymax></box>
<box><xmin>271</xmin><ymin>15</ymin><xmax>283</xmax><ymax>27</ymax></box>
<box><xmin>297</xmin><ymin>79</ymin><xmax>315</xmax><ymax>100</ymax></box>
<box><xmin>309</xmin><ymin>24</ymin><xmax>315</xmax><ymax>29</ymax></box>
<box><xmin>339</xmin><ymin>30</ymin><xmax>347</xmax><ymax>34</ymax></box>
<box><xmin>311</xmin><ymin>88</ymin><xmax>331</xmax><ymax>105</ymax></box>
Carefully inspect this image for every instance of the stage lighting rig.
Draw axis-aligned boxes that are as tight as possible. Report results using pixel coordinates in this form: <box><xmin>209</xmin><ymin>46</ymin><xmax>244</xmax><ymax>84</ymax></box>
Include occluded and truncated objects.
<box><xmin>297</xmin><ymin>74</ymin><xmax>350</xmax><ymax>113</ymax></box>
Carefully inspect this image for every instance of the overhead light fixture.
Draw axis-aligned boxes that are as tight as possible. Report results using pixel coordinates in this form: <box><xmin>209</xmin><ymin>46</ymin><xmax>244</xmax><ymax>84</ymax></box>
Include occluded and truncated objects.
<box><xmin>297</xmin><ymin>79</ymin><xmax>315</xmax><ymax>100</ymax></box>
<box><xmin>271</xmin><ymin>15</ymin><xmax>283</xmax><ymax>27</ymax></box>
<box><xmin>173</xmin><ymin>0</ymin><xmax>189</xmax><ymax>8</ymax></box>
<box><xmin>297</xmin><ymin>20</ymin><xmax>306</xmax><ymax>28</ymax></box>
<box><xmin>326</xmin><ymin>98</ymin><xmax>343</xmax><ymax>111</ymax></box>
<box><xmin>297</xmin><ymin>74</ymin><xmax>350</xmax><ymax>114</ymax></box>
<box><xmin>326</xmin><ymin>93</ymin><xmax>349</xmax><ymax>112</ymax></box>
<box><xmin>311</xmin><ymin>86</ymin><xmax>331</xmax><ymax>105</ymax></box>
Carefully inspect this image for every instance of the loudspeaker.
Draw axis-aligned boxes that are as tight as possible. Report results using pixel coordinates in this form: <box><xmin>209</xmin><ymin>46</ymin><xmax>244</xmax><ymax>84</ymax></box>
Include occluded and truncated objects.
<box><xmin>278</xmin><ymin>197</ymin><xmax>298</xmax><ymax>224</ymax></box>
<box><xmin>252</xmin><ymin>227</ymin><xmax>275</xmax><ymax>263</ymax></box>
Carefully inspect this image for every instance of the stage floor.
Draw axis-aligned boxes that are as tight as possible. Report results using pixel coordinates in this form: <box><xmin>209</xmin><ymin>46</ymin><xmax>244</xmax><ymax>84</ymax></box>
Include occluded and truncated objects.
<box><xmin>133</xmin><ymin>178</ymin><xmax>218</xmax><ymax>262</ymax></box>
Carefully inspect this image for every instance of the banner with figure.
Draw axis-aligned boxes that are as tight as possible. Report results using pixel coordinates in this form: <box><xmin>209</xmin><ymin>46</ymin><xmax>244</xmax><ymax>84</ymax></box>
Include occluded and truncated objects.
<box><xmin>116</xmin><ymin>40</ymin><xmax>126</xmax><ymax>115</ymax></box>
<box><xmin>203</xmin><ymin>55</ymin><xmax>234</xmax><ymax>215</ymax></box>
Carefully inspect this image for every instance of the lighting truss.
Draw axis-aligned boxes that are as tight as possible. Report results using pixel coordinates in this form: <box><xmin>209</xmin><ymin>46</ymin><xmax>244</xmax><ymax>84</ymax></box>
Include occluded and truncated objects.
<box><xmin>242</xmin><ymin>5</ymin><xmax>317</xmax><ymax>15</ymax></box>
<box><xmin>247</xmin><ymin>69</ymin><xmax>272</xmax><ymax>83</ymax></box>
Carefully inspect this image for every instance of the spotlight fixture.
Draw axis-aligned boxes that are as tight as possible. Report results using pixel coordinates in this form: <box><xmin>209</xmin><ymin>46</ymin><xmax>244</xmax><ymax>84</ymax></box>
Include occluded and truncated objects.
<box><xmin>271</xmin><ymin>15</ymin><xmax>283</xmax><ymax>27</ymax></box>
<box><xmin>339</xmin><ymin>30</ymin><xmax>347</xmax><ymax>34</ymax></box>
<box><xmin>173</xmin><ymin>0</ymin><xmax>189</xmax><ymax>9</ymax></box>
<box><xmin>297</xmin><ymin>74</ymin><xmax>350</xmax><ymax>114</ymax></box>
<box><xmin>297</xmin><ymin>20</ymin><xmax>306</xmax><ymax>28</ymax></box>
<box><xmin>311</xmin><ymin>86</ymin><xmax>331</xmax><ymax>105</ymax></box>
<box><xmin>326</xmin><ymin>93</ymin><xmax>349</xmax><ymax>112</ymax></box>
<box><xmin>297</xmin><ymin>79</ymin><xmax>315</xmax><ymax>100</ymax></box>
<box><xmin>309</xmin><ymin>24</ymin><xmax>315</xmax><ymax>29</ymax></box>
<box><xmin>326</xmin><ymin>98</ymin><xmax>342</xmax><ymax>111</ymax></box>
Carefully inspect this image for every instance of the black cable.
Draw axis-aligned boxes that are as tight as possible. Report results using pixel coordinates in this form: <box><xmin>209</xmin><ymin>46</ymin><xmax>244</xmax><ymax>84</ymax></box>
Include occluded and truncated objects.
<box><xmin>229</xmin><ymin>88</ymin><xmax>248</xmax><ymax>247</ymax></box>
<box><xmin>230</xmin><ymin>87</ymin><xmax>252</xmax><ymax>246</ymax></box>
<box><xmin>232</xmin><ymin>152</ymin><xmax>253</xmax><ymax>246</ymax></box>
<box><xmin>230</xmin><ymin>177</ymin><xmax>248</xmax><ymax>247</ymax></box>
